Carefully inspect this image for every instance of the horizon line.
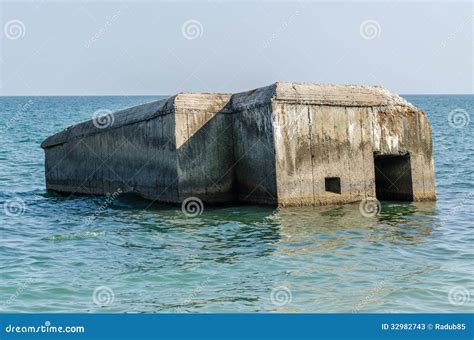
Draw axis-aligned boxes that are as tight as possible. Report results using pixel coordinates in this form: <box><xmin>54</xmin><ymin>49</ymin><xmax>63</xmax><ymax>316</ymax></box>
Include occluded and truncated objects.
<box><xmin>1</xmin><ymin>93</ymin><xmax>473</xmax><ymax>97</ymax></box>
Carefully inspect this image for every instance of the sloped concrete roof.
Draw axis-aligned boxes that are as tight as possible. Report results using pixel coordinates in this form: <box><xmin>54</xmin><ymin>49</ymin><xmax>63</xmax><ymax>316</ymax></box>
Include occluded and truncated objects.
<box><xmin>41</xmin><ymin>97</ymin><xmax>170</xmax><ymax>148</ymax></box>
<box><xmin>41</xmin><ymin>83</ymin><xmax>417</xmax><ymax>149</ymax></box>
<box><xmin>231</xmin><ymin>82</ymin><xmax>416</xmax><ymax>111</ymax></box>
<box><xmin>41</xmin><ymin>93</ymin><xmax>231</xmax><ymax>149</ymax></box>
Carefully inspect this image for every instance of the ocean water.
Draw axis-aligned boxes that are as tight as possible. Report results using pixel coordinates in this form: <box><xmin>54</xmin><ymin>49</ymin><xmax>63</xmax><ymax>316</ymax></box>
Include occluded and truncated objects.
<box><xmin>0</xmin><ymin>95</ymin><xmax>472</xmax><ymax>313</ymax></box>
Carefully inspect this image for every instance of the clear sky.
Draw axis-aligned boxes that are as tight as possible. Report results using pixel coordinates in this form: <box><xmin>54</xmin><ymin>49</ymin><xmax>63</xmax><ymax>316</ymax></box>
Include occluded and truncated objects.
<box><xmin>1</xmin><ymin>0</ymin><xmax>472</xmax><ymax>95</ymax></box>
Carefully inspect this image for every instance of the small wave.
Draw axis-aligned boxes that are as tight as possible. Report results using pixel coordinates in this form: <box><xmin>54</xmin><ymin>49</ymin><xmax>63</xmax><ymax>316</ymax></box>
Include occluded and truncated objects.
<box><xmin>42</xmin><ymin>231</ymin><xmax>106</xmax><ymax>241</ymax></box>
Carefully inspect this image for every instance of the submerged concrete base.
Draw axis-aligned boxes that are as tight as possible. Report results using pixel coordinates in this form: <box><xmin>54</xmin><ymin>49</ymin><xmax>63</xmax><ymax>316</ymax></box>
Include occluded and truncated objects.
<box><xmin>41</xmin><ymin>82</ymin><xmax>436</xmax><ymax>206</ymax></box>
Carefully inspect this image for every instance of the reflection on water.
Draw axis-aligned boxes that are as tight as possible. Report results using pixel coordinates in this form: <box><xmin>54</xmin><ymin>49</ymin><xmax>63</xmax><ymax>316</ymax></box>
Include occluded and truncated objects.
<box><xmin>272</xmin><ymin>202</ymin><xmax>436</xmax><ymax>247</ymax></box>
<box><xmin>5</xmin><ymin>193</ymin><xmax>469</xmax><ymax>313</ymax></box>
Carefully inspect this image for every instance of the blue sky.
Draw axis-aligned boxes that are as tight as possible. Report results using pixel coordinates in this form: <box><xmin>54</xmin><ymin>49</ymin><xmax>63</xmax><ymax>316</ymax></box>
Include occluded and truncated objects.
<box><xmin>1</xmin><ymin>0</ymin><xmax>472</xmax><ymax>95</ymax></box>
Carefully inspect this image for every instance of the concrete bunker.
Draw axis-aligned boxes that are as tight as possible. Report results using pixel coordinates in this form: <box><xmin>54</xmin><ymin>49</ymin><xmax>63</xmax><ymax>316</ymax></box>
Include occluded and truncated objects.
<box><xmin>41</xmin><ymin>82</ymin><xmax>436</xmax><ymax>207</ymax></box>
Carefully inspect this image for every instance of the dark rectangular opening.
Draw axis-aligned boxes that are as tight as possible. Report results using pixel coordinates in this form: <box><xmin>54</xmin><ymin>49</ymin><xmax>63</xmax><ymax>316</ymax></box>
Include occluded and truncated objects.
<box><xmin>325</xmin><ymin>177</ymin><xmax>341</xmax><ymax>194</ymax></box>
<box><xmin>374</xmin><ymin>153</ymin><xmax>414</xmax><ymax>201</ymax></box>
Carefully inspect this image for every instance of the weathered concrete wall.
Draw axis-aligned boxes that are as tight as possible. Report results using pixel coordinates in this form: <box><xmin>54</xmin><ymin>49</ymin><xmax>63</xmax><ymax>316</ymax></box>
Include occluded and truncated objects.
<box><xmin>43</xmin><ymin>99</ymin><xmax>178</xmax><ymax>201</ymax></box>
<box><xmin>174</xmin><ymin>93</ymin><xmax>234</xmax><ymax>203</ymax></box>
<box><xmin>231</xmin><ymin>88</ymin><xmax>278</xmax><ymax>205</ymax></box>
<box><xmin>43</xmin><ymin>99</ymin><xmax>179</xmax><ymax>201</ymax></box>
<box><xmin>371</xmin><ymin>105</ymin><xmax>435</xmax><ymax>201</ymax></box>
<box><xmin>42</xmin><ymin>82</ymin><xmax>436</xmax><ymax>206</ymax></box>
<box><xmin>272</xmin><ymin>104</ymin><xmax>376</xmax><ymax>206</ymax></box>
<box><xmin>42</xmin><ymin>94</ymin><xmax>233</xmax><ymax>203</ymax></box>
<box><xmin>233</xmin><ymin>82</ymin><xmax>436</xmax><ymax>206</ymax></box>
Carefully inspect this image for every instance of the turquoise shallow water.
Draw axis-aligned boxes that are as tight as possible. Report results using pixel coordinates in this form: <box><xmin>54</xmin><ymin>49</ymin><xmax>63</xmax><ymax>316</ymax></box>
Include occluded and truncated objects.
<box><xmin>0</xmin><ymin>95</ymin><xmax>472</xmax><ymax>313</ymax></box>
